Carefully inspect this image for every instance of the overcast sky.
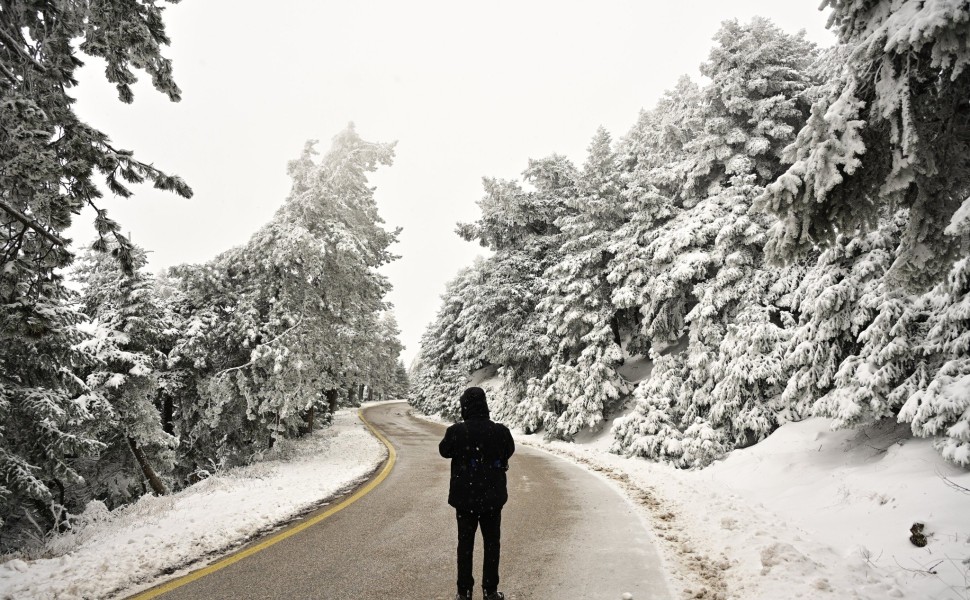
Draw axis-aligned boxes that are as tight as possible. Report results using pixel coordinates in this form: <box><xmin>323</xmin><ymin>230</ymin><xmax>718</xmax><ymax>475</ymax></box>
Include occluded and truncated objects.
<box><xmin>68</xmin><ymin>1</ymin><xmax>836</xmax><ymax>365</ymax></box>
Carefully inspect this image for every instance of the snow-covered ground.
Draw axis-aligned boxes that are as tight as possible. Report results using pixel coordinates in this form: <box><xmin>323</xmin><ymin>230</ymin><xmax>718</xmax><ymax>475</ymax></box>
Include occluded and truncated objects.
<box><xmin>3</xmin><ymin>398</ymin><xmax>966</xmax><ymax>600</ymax></box>
<box><xmin>452</xmin><ymin>361</ymin><xmax>969</xmax><ymax>599</ymax></box>
<box><xmin>509</xmin><ymin>416</ymin><xmax>970</xmax><ymax>600</ymax></box>
<box><xmin>0</xmin><ymin>408</ymin><xmax>387</xmax><ymax>600</ymax></box>
<box><xmin>419</xmin><ymin>397</ymin><xmax>969</xmax><ymax>599</ymax></box>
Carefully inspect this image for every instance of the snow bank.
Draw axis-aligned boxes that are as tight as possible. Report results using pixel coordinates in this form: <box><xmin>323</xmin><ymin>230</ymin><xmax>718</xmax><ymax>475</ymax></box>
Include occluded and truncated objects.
<box><xmin>0</xmin><ymin>409</ymin><xmax>386</xmax><ymax>600</ymax></box>
<box><xmin>514</xmin><ymin>415</ymin><xmax>970</xmax><ymax>600</ymax></box>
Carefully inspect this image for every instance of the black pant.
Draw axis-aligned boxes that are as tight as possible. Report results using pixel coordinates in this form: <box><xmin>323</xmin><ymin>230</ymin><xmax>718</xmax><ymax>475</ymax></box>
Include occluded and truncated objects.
<box><xmin>456</xmin><ymin>508</ymin><xmax>502</xmax><ymax>594</ymax></box>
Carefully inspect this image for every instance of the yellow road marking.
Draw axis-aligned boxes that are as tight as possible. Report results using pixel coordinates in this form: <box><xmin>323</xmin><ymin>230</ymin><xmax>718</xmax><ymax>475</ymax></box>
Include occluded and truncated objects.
<box><xmin>128</xmin><ymin>407</ymin><xmax>397</xmax><ymax>599</ymax></box>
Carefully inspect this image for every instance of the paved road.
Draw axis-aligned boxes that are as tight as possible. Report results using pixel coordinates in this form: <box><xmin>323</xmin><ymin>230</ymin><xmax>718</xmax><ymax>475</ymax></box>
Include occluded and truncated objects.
<box><xmin>149</xmin><ymin>402</ymin><xmax>671</xmax><ymax>600</ymax></box>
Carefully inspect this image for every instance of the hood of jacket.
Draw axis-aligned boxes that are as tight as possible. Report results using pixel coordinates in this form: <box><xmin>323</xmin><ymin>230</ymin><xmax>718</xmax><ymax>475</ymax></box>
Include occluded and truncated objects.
<box><xmin>459</xmin><ymin>387</ymin><xmax>489</xmax><ymax>420</ymax></box>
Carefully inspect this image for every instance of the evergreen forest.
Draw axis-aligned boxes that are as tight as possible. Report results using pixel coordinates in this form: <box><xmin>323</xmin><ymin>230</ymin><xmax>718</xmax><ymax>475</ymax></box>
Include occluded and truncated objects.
<box><xmin>411</xmin><ymin>5</ymin><xmax>970</xmax><ymax>471</ymax></box>
<box><xmin>0</xmin><ymin>1</ymin><xmax>407</xmax><ymax>549</ymax></box>
<box><xmin>2</xmin><ymin>0</ymin><xmax>969</xmax><ymax>561</ymax></box>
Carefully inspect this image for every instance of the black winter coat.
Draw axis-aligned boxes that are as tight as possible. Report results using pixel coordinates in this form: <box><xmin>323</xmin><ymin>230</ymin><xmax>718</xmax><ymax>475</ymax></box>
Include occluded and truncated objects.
<box><xmin>439</xmin><ymin>416</ymin><xmax>515</xmax><ymax>513</ymax></box>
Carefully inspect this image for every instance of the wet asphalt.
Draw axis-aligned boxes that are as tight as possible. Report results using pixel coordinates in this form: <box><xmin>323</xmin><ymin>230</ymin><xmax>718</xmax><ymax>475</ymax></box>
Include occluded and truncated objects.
<box><xmin>140</xmin><ymin>402</ymin><xmax>671</xmax><ymax>600</ymax></box>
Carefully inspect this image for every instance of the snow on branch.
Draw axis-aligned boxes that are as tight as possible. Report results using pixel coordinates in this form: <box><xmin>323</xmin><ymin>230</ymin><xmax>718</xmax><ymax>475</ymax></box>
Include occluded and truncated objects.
<box><xmin>212</xmin><ymin>316</ymin><xmax>305</xmax><ymax>377</ymax></box>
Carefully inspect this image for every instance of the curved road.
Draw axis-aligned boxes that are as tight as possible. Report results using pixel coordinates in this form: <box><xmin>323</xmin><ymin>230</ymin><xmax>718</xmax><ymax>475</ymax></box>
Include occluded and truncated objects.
<box><xmin>143</xmin><ymin>402</ymin><xmax>671</xmax><ymax>600</ymax></box>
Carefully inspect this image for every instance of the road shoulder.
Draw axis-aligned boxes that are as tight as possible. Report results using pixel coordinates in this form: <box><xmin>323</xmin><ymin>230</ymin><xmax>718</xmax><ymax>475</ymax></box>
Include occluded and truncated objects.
<box><xmin>0</xmin><ymin>409</ymin><xmax>388</xmax><ymax>600</ymax></box>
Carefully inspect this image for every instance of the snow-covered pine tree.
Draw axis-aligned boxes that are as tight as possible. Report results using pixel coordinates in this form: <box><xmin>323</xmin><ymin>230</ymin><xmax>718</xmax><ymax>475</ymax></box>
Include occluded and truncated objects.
<box><xmin>746</xmin><ymin>3</ymin><xmax>970</xmax><ymax>467</ymax></box>
<box><xmin>757</xmin><ymin>0</ymin><xmax>970</xmax><ymax>287</ymax></box>
<box><xmin>386</xmin><ymin>359</ymin><xmax>412</xmax><ymax>401</ymax></box>
<box><xmin>620</xmin><ymin>76</ymin><xmax>704</xmax><ymax>206</ymax></box>
<box><xmin>612</xmin><ymin>18</ymin><xmax>817</xmax><ymax>352</ymax></box>
<box><xmin>165</xmin><ymin>257</ymin><xmax>261</xmax><ymax>475</ymax></box>
<box><xmin>0</xmin><ymin>0</ymin><xmax>191</xmax><ymax>277</ymax></box>
<box><xmin>685</xmin><ymin>17</ymin><xmax>818</xmax><ymax>202</ymax></box>
<box><xmin>807</xmin><ymin>212</ymin><xmax>931</xmax><ymax>429</ymax></box>
<box><xmin>685</xmin><ymin>179</ymin><xmax>797</xmax><ymax>450</ymax></box>
<box><xmin>273</xmin><ymin>127</ymin><xmax>398</xmax><ymax>408</ymax></box>
<box><xmin>343</xmin><ymin>311</ymin><xmax>405</xmax><ymax>407</ymax></box>
<box><xmin>410</xmin><ymin>264</ymin><xmax>486</xmax><ymax>421</ymax></box>
<box><xmin>611</xmin><ymin>18</ymin><xmax>820</xmax><ymax>466</ymax></box>
<box><xmin>610</xmin><ymin>352</ymin><xmax>687</xmax><ymax>464</ymax></box>
<box><xmin>610</xmin><ymin>180</ymin><xmax>785</xmax><ymax>465</ymax></box>
<box><xmin>780</xmin><ymin>213</ymin><xmax>906</xmax><ymax>418</ymax></box>
<box><xmin>471</xmin><ymin>250</ymin><xmax>555</xmax><ymax>370</ymax></box>
<box><xmin>414</xmin><ymin>155</ymin><xmax>577</xmax><ymax>428</ymax></box>
<box><xmin>72</xmin><ymin>244</ymin><xmax>175</xmax><ymax>505</ymax></box>
<box><xmin>168</xmin><ymin>127</ymin><xmax>399</xmax><ymax>474</ymax></box>
<box><xmin>898</xmin><ymin>205</ymin><xmax>970</xmax><ymax>466</ymax></box>
<box><xmin>0</xmin><ymin>285</ymin><xmax>104</xmax><ymax>545</ymax></box>
<box><xmin>0</xmin><ymin>0</ymin><xmax>188</xmax><ymax>545</ymax></box>
<box><xmin>820</xmin><ymin>291</ymin><xmax>929</xmax><ymax>428</ymax></box>
<box><xmin>703</xmin><ymin>302</ymin><xmax>793</xmax><ymax>445</ymax></box>
<box><xmin>674</xmin><ymin>19</ymin><xmax>818</xmax><ymax>456</ymax></box>
<box><xmin>457</xmin><ymin>155</ymin><xmax>574</xmax><ymax>252</ymax></box>
<box><xmin>608</xmin><ymin>80</ymin><xmax>699</xmax><ymax>356</ymax></box>
<box><xmin>497</xmin><ymin>156</ymin><xmax>578</xmax><ymax>429</ymax></box>
<box><xmin>535</xmin><ymin>128</ymin><xmax>630</xmax><ymax>439</ymax></box>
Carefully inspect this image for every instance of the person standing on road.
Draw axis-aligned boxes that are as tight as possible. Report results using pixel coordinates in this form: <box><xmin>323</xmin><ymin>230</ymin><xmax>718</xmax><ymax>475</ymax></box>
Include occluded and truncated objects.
<box><xmin>439</xmin><ymin>387</ymin><xmax>515</xmax><ymax>600</ymax></box>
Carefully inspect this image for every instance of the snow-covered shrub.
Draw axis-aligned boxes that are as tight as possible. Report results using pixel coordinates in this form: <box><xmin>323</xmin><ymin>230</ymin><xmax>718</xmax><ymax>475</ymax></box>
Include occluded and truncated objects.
<box><xmin>900</xmin><ymin>254</ymin><xmax>970</xmax><ymax>467</ymax></box>
<box><xmin>537</xmin><ymin>333</ymin><xmax>629</xmax><ymax>440</ymax></box>
<box><xmin>781</xmin><ymin>216</ymin><xmax>905</xmax><ymax>418</ymax></box>
<box><xmin>611</xmin><ymin>357</ymin><xmax>686</xmax><ymax>463</ymax></box>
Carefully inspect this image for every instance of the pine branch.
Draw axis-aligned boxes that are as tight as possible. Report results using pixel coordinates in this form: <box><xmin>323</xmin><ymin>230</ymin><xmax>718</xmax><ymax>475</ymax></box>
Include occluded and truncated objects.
<box><xmin>0</xmin><ymin>199</ymin><xmax>68</xmax><ymax>247</ymax></box>
<box><xmin>213</xmin><ymin>317</ymin><xmax>305</xmax><ymax>377</ymax></box>
<box><xmin>0</xmin><ymin>26</ymin><xmax>47</xmax><ymax>74</ymax></box>
<box><xmin>1</xmin><ymin>222</ymin><xmax>29</xmax><ymax>265</ymax></box>
<box><xmin>0</xmin><ymin>60</ymin><xmax>18</xmax><ymax>84</ymax></box>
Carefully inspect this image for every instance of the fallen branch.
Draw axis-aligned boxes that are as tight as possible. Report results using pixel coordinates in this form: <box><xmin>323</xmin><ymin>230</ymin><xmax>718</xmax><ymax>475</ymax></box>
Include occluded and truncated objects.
<box><xmin>894</xmin><ymin>556</ymin><xmax>970</xmax><ymax>600</ymax></box>
<box><xmin>893</xmin><ymin>556</ymin><xmax>944</xmax><ymax>576</ymax></box>
<box><xmin>941</xmin><ymin>474</ymin><xmax>970</xmax><ymax>496</ymax></box>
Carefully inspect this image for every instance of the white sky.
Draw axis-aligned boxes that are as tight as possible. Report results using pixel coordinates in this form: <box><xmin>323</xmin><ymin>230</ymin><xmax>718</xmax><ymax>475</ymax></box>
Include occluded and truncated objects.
<box><xmin>68</xmin><ymin>1</ymin><xmax>835</xmax><ymax>365</ymax></box>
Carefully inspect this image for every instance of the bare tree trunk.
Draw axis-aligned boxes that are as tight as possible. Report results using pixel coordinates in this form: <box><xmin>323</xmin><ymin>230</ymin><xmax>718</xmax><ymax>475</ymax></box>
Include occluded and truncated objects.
<box><xmin>610</xmin><ymin>314</ymin><xmax>622</xmax><ymax>346</ymax></box>
<box><xmin>366</xmin><ymin>386</ymin><xmax>374</xmax><ymax>403</ymax></box>
<box><xmin>358</xmin><ymin>383</ymin><xmax>366</xmax><ymax>405</ymax></box>
<box><xmin>304</xmin><ymin>405</ymin><xmax>315</xmax><ymax>434</ymax></box>
<box><xmin>52</xmin><ymin>478</ymin><xmax>65</xmax><ymax>506</ymax></box>
<box><xmin>162</xmin><ymin>394</ymin><xmax>174</xmax><ymax>435</ymax></box>
<box><xmin>326</xmin><ymin>389</ymin><xmax>339</xmax><ymax>418</ymax></box>
<box><xmin>611</xmin><ymin>313</ymin><xmax>625</xmax><ymax>365</ymax></box>
<box><xmin>127</xmin><ymin>437</ymin><xmax>167</xmax><ymax>495</ymax></box>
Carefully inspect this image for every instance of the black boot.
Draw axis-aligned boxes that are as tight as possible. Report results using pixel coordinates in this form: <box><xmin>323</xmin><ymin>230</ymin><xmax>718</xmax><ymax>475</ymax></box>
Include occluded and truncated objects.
<box><xmin>483</xmin><ymin>591</ymin><xmax>505</xmax><ymax>600</ymax></box>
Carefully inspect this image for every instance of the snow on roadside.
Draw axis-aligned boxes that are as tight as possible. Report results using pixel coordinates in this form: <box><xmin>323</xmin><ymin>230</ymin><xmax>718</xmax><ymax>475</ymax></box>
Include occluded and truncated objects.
<box><xmin>413</xmin><ymin>404</ymin><xmax>969</xmax><ymax>600</ymax></box>
<box><xmin>516</xmin><ymin>418</ymin><xmax>970</xmax><ymax>600</ymax></box>
<box><xmin>0</xmin><ymin>408</ymin><xmax>386</xmax><ymax>600</ymax></box>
